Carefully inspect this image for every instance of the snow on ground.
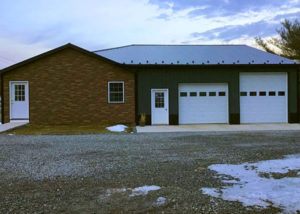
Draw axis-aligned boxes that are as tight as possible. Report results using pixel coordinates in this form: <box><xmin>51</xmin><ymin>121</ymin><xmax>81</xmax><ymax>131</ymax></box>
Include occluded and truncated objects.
<box><xmin>106</xmin><ymin>124</ymin><xmax>127</xmax><ymax>132</ymax></box>
<box><xmin>156</xmin><ymin>197</ymin><xmax>166</xmax><ymax>206</ymax></box>
<box><xmin>104</xmin><ymin>185</ymin><xmax>161</xmax><ymax>198</ymax></box>
<box><xmin>202</xmin><ymin>154</ymin><xmax>300</xmax><ymax>213</ymax></box>
<box><xmin>201</xmin><ymin>188</ymin><xmax>220</xmax><ymax>198</ymax></box>
<box><xmin>129</xmin><ymin>185</ymin><xmax>161</xmax><ymax>197</ymax></box>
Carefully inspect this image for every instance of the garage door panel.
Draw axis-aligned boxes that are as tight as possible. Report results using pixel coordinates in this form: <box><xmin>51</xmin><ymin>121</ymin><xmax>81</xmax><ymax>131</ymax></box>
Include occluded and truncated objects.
<box><xmin>179</xmin><ymin>83</ymin><xmax>229</xmax><ymax>124</ymax></box>
<box><xmin>240</xmin><ymin>72</ymin><xmax>287</xmax><ymax>123</ymax></box>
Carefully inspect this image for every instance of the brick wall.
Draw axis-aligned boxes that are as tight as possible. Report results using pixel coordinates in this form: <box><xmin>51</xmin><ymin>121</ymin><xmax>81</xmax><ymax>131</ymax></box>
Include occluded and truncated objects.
<box><xmin>3</xmin><ymin>48</ymin><xmax>135</xmax><ymax>125</ymax></box>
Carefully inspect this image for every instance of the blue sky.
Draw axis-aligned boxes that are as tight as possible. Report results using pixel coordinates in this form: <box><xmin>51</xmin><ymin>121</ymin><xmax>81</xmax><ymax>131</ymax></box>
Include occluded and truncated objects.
<box><xmin>0</xmin><ymin>0</ymin><xmax>299</xmax><ymax>68</ymax></box>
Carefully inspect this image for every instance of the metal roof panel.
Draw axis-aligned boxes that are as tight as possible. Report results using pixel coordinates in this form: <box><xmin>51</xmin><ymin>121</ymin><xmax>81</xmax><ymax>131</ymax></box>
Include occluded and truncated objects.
<box><xmin>94</xmin><ymin>44</ymin><xmax>296</xmax><ymax>65</ymax></box>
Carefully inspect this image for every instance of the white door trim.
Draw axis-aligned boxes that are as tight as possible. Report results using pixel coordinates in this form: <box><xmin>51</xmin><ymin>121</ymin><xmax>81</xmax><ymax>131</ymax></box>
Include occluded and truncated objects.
<box><xmin>151</xmin><ymin>88</ymin><xmax>169</xmax><ymax>125</ymax></box>
<box><xmin>9</xmin><ymin>81</ymin><xmax>29</xmax><ymax>122</ymax></box>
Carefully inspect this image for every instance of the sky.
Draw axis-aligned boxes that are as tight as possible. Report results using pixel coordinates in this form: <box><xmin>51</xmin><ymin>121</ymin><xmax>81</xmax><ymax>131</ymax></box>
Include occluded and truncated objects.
<box><xmin>0</xmin><ymin>0</ymin><xmax>300</xmax><ymax>69</ymax></box>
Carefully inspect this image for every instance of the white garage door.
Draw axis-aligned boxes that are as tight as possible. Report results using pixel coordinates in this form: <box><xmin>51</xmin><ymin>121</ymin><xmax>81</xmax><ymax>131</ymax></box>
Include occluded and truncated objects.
<box><xmin>179</xmin><ymin>83</ymin><xmax>229</xmax><ymax>124</ymax></box>
<box><xmin>240</xmin><ymin>72</ymin><xmax>288</xmax><ymax>123</ymax></box>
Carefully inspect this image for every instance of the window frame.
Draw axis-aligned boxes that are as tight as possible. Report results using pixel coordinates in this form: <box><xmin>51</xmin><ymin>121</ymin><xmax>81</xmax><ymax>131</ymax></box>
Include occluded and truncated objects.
<box><xmin>190</xmin><ymin>92</ymin><xmax>197</xmax><ymax>97</ymax></box>
<box><xmin>240</xmin><ymin>91</ymin><xmax>247</xmax><ymax>96</ymax></box>
<box><xmin>218</xmin><ymin>91</ymin><xmax>226</xmax><ymax>96</ymax></box>
<box><xmin>180</xmin><ymin>92</ymin><xmax>188</xmax><ymax>97</ymax></box>
<box><xmin>259</xmin><ymin>91</ymin><xmax>266</xmax><ymax>96</ymax></box>
<box><xmin>108</xmin><ymin>81</ymin><xmax>125</xmax><ymax>103</ymax></box>
<box><xmin>269</xmin><ymin>91</ymin><xmax>276</xmax><ymax>96</ymax></box>
<box><xmin>199</xmin><ymin>92</ymin><xmax>207</xmax><ymax>97</ymax></box>
<box><xmin>209</xmin><ymin>91</ymin><xmax>216</xmax><ymax>96</ymax></box>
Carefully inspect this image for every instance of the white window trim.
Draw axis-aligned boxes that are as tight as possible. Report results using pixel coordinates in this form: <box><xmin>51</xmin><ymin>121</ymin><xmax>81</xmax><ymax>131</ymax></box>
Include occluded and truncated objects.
<box><xmin>108</xmin><ymin>81</ymin><xmax>125</xmax><ymax>103</ymax></box>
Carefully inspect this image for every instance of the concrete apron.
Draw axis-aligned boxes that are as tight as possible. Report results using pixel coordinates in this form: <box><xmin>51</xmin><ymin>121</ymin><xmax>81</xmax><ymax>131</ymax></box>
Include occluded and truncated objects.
<box><xmin>0</xmin><ymin>122</ymin><xmax>29</xmax><ymax>133</ymax></box>
<box><xmin>136</xmin><ymin>124</ymin><xmax>300</xmax><ymax>133</ymax></box>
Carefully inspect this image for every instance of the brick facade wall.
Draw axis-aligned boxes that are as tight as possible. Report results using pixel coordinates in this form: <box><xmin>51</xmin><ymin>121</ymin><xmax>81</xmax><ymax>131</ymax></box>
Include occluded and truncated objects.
<box><xmin>3</xmin><ymin>48</ymin><xmax>135</xmax><ymax>125</ymax></box>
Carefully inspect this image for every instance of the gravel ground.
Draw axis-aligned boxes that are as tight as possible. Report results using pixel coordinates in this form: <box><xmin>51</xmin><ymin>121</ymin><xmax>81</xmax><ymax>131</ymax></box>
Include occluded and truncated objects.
<box><xmin>0</xmin><ymin>131</ymin><xmax>300</xmax><ymax>213</ymax></box>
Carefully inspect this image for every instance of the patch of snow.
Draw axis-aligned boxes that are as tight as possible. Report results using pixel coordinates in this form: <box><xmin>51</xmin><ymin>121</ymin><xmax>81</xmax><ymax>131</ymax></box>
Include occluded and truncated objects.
<box><xmin>222</xmin><ymin>180</ymin><xmax>239</xmax><ymax>184</ymax></box>
<box><xmin>201</xmin><ymin>188</ymin><xmax>220</xmax><ymax>198</ymax></box>
<box><xmin>202</xmin><ymin>154</ymin><xmax>300</xmax><ymax>213</ymax></box>
<box><xmin>106</xmin><ymin>124</ymin><xmax>127</xmax><ymax>132</ymax></box>
<box><xmin>156</xmin><ymin>197</ymin><xmax>166</xmax><ymax>206</ymax></box>
<box><xmin>106</xmin><ymin>188</ymin><xmax>128</xmax><ymax>196</ymax></box>
<box><xmin>129</xmin><ymin>185</ymin><xmax>161</xmax><ymax>197</ymax></box>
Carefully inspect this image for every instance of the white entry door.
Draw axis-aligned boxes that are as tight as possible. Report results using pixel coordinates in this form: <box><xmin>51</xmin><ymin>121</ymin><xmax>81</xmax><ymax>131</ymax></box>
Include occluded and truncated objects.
<box><xmin>151</xmin><ymin>89</ymin><xmax>169</xmax><ymax>125</ymax></box>
<box><xmin>10</xmin><ymin>81</ymin><xmax>29</xmax><ymax>121</ymax></box>
<box><xmin>240</xmin><ymin>72</ymin><xmax>288</xmax><ymax>123</ymax></box>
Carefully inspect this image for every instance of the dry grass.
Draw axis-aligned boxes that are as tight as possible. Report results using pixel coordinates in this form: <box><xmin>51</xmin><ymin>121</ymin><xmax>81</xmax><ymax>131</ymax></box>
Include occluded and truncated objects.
<box><xmin>3</xmin><ymin>124</ymin><xmax>132</xmax><ymax>135</ymax></box>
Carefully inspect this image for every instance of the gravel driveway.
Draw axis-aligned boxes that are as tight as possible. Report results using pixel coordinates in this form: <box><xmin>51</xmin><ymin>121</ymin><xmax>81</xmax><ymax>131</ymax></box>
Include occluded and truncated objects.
<box><xmin>0</xmin><ymin>131</ymin><xmax>300</xmax><ymax>213</ymax></box>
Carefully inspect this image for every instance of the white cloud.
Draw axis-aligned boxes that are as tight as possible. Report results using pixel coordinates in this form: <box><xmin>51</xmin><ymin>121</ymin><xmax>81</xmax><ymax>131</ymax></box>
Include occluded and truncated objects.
<box><xmin>0</xmin><ymin>37</ymin><xmax>49</xmax><ymax>69</ymax></box>
<box><xmin>0</xmin><ymin>0</ymin><xmax>299</xmax><ymax>68</ymax></box>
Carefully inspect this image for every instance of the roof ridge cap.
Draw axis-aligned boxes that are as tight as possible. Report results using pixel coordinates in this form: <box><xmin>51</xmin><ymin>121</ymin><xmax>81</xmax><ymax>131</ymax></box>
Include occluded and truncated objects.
<box><xmin>94</xmin><ymin>44</ymin><xmax>134</xmax><ymax>52</ymax></box>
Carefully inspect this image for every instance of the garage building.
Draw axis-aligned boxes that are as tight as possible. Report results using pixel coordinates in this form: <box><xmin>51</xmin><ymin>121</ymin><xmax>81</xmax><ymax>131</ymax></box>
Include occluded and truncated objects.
<box><xmin>1</xmin><ymin>43</ymin><xmax>298</xmax><ymax>125</ymax></box>
<box><xmin>96</xmin><ymin>44</ymin><xmax>298</xmax><ymax>125</ymax></box>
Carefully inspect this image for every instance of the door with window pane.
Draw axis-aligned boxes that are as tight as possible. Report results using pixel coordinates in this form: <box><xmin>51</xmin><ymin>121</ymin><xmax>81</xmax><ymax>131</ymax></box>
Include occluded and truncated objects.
<box><xmin>10</xmin><ymin>82</ymin><xmax>29</xmax><ymax>120</ymax></box>
<box><xmin>151</xmin><ymin>89</ymin><xmax>169</xmax><ymax>125</ymax></box>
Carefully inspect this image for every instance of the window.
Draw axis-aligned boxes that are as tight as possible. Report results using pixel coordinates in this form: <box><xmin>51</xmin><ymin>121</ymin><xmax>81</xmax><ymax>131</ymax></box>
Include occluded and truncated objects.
<box><xmin>180</xmin><ymin>92</ymin><xmax>187</xmax><ymax>97</ymax></box>
<box><xmin>108</xmin><ymin>82</ymin><xmax>124</xmax><ymax>103</ymax></box>
<box><xmin>259</xmin><ymin>91</ymin><xmax>266</xmax><ymax>96</ymax></box>
<box><xmin>269</xmin><ymin>91</ymin><xmax>276</xmax><ymax>96</ymax></box>
<box><xmin>278</xmin><ymin>91</ymin><xmax>285</xmax><ymax>96</ymax></box>
<box><xmin>250</xmin><ymin>91</ymin><xmax>257</xmax><ymax>96</ymax></box>
<box><xmin>219</xmin><ymin>91</ymin><xmax>226</xmax><ymax>96</ymax></box>
<box><xmin>240</xmin><ymin>92</ymin><xmax>247</xmax><ymax>96</ymax></box>
<box><xmin>155</xmin><ymin>92</ymin><xmax>164</xmax><ymax>108</ymax></box>
<box><xmin>199</xmin><ymin>92</ymin><xmax>206</xmax><ymax>96</ymax></box>
<box><xmin>209</xmin><ymin>92</ymin><xmax>216</xmax><ymax>96</ymax></box>
<box><xmin>190</xmin><ymin>92</ymin><xmax>197</xmax><ymax>97</ymax></box>
<box><xmin>15</xmin><ymin>85</ymin><xmax>25</xmax><ymax>101</ymax></box>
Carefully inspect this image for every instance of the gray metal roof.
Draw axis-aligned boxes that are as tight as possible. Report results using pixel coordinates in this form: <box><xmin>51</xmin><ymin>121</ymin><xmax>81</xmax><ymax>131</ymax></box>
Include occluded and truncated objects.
<box><xmin>94</xmin><ymin>44</ymin><xmax>297</xmax><ymax>65</ymax></box>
